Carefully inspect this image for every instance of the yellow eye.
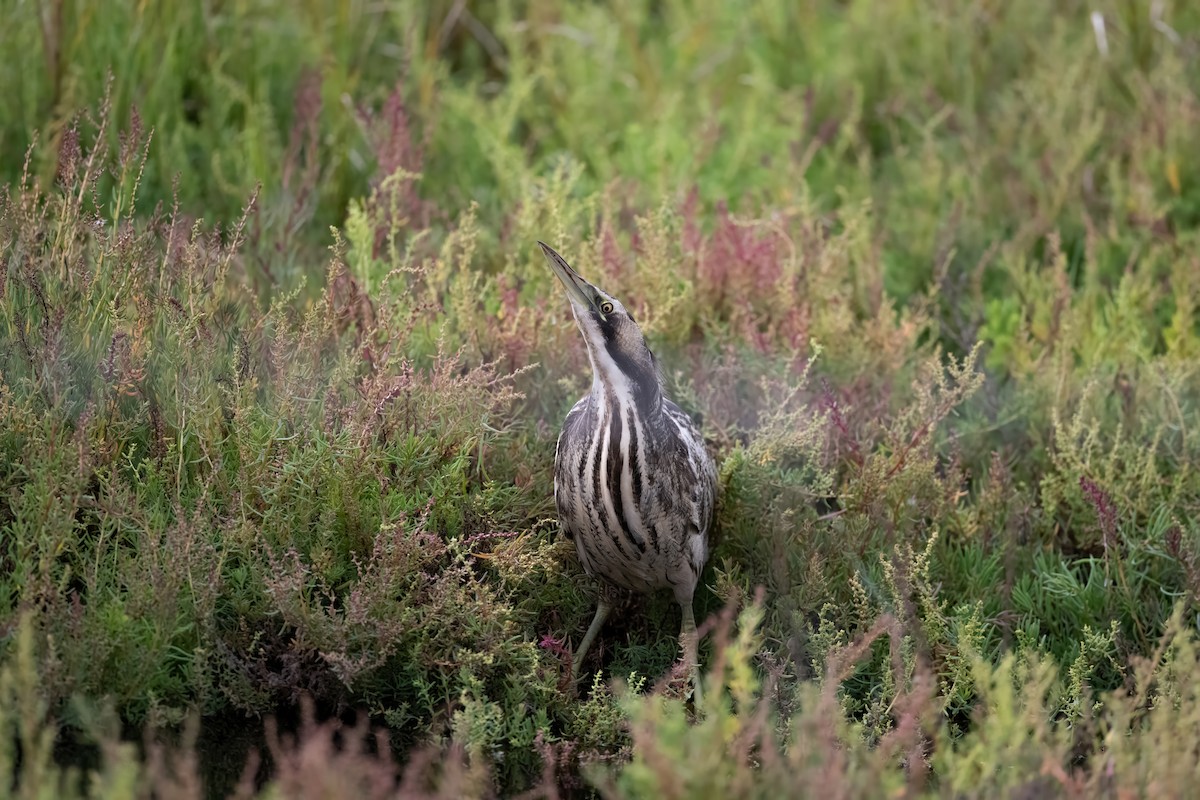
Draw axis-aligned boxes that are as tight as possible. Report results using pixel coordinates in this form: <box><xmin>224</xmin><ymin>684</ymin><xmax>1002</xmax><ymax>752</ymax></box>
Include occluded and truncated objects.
<box><xmin>599</xmin><ymin>301</ymin><xmax>614</xmax><ymax>315</ymax></box>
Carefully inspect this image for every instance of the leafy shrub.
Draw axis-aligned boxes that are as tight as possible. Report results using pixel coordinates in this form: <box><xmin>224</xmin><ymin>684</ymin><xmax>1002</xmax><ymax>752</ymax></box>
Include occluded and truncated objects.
<box><xmin>3</xmin><ymin>1</ymin><xmax>1200</xmax><ymax>797</ymax></box>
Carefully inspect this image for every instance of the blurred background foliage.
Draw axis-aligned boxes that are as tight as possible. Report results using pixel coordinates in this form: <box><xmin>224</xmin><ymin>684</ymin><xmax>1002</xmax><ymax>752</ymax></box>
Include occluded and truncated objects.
<box><xmin>2</xmin><ymin>0</ymin><xmax>1200</xmax><ymax>797</ymax></box>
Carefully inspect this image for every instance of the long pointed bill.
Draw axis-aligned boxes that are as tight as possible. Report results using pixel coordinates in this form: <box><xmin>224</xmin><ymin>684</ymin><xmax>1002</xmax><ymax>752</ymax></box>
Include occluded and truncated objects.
<box><xmin>538</xmin><ymin>241</ymin><xmax>597</xmax><ymax>313</ymax></box>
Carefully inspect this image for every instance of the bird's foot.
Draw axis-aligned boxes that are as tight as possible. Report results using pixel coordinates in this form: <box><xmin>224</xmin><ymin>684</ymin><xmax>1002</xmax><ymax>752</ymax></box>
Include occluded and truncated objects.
<box><xmin>687</xmin><ymin>663</ymin><xmax>704</xmax><ymax>713</ymax></box>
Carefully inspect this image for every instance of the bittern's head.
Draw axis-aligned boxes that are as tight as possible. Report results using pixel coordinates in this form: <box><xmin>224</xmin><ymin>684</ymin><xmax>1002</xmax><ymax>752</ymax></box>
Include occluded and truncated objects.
<box><xmin>538</xmin><ymin>241</ymin><xmax>661</xmax><ymax>408</ymax></box>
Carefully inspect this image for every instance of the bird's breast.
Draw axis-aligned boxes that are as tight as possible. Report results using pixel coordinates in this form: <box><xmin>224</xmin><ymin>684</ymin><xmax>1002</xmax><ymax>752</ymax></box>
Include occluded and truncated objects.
<box><xmin>553</xmin><ymin>392</ymin><xmax>716</xmax><ymax>595</ymax></box>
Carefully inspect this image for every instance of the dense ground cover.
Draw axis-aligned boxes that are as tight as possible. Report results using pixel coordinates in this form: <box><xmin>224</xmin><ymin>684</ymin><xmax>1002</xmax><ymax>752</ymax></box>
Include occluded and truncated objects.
<box><xmin>2</xmin><ymin>0</ymin><xmax>1200</xmax><ymax>797</ymax></box>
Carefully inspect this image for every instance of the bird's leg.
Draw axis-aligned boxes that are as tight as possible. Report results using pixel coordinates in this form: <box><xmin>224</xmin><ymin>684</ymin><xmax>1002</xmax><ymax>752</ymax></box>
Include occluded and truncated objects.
<box><xmin>572</xmin><ymin>597</ymin><xmax>613</xmax><ymax>685</ymax></box>
<box><xmin>679</xmin><ymin>601</ymin><xmax>703</xmax><ymax>711</ymax></box>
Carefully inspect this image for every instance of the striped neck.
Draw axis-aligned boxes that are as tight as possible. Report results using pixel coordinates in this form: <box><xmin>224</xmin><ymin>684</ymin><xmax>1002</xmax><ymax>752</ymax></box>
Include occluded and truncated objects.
<box><xmin>584</xmin><ymin>339</ymin><xmax>662</xmax><ymax>418</ymax></box>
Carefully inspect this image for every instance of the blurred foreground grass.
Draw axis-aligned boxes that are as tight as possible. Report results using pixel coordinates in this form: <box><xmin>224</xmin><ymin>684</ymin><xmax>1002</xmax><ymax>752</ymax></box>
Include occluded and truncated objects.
<box><xmin>2</xmin><ymin>0</ymin><xmax>1200</xmax><ymax>797</ymax></box>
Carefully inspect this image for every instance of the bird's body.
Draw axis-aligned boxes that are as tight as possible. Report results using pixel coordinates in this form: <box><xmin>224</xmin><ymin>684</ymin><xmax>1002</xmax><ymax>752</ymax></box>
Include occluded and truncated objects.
<box><xmin>554</xmin><ymin>394</ymin><xmax>715</xmax><ymax>597</ymax></box>
<box><xmin>538</xmin><ymin>241</ymin><xmax>717</xmax><ymax>697</ymax></box>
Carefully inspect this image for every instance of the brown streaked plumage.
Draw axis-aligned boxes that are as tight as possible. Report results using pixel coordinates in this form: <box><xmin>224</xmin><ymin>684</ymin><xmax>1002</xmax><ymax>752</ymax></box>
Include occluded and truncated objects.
<box><xmin>539</xmin><ymin>241</ymin><xmax>717</xmax><ymax>701</ymax></box>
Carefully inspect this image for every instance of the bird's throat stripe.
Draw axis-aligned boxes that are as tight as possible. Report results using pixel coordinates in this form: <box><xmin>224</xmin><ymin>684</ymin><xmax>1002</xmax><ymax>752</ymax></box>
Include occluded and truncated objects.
<box><xmin>603</xmin><ymin>338</ymin><xmax>659</xmax><ymax>413</ymax></box>
<box><xmin>608</xmin><ymin>400</ymin><xmax>646</xmax><ymax>553</ymax></box>
<box><xmin>626</xmin><ymin>405</ymin><xmax>659</xmax><ymax>553</ymax></box>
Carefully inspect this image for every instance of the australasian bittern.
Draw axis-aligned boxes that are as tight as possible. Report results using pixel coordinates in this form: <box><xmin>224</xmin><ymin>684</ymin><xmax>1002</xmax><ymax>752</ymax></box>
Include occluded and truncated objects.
<box><xmin>539</xmin><ymin>241</ymin><xmax>717</xmax><ymax>700</ymax></box>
